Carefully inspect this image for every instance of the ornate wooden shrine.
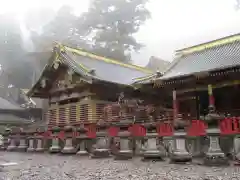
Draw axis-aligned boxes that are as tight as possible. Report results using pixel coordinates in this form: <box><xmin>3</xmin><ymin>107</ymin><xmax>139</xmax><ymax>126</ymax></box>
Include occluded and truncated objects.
<box><xmin>133</xmin><ymin>33</ymin><xmax>240</xmax><ymax>119</ymax></box>
<box><xmin>132</xmin><ymin>33</ymin><xmax>240</xmax><ymax>164</ymax></box>
<box><xmin>27</xmin><ymin>44</ymin><xmax>153</xmax><ymax>128</ymax></box>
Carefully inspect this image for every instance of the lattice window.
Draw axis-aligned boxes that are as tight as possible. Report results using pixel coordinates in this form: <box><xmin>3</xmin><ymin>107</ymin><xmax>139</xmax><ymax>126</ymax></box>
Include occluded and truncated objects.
<box><xmin>96</xmin><ymin>103</ymin><xmax>105</xmax><ymax>122</ymax></box>
<box><xmin>48</xmin><ymin>109</ymin><xmax>56</xmax><ymax>127</ymax></box>
<box><xmin>70</xmin><ymin>104</ymin><xmax>77</xmax><ymax>125</ymax></box>
<box><xmin>104</xmin><ymin>103</ymin><xmax>120</xmax><ymax>122</ymax></box>
<box><xmin>59</xmin><ymin>107</ymin><xmax>66</xmax><ymax>126</ymax></box>
<box><xmin>80</xmin><ymin>104</ymin><xmax>88</xmax><ymax>123</ymax></box>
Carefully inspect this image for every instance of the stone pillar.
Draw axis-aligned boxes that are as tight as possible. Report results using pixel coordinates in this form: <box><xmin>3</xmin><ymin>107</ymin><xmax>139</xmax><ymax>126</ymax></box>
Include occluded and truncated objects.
<box><xmin>76</xmin><ymin>127</ymin><xmax>88</xmax><ymax>155</ymax></box>
<box><xmin>203</xmin><ymin>85</ymin><xmax>228</xmax><ymax>166</ymax></box>
<box><xmin>204</xmin><ymin>128</ymin><xmax>228</xmax><ymax>166</ymax></box>
<box><xmin>49</xmin><ymin>127</ymin><xmax>61</xmax><ymax>153</ymax></box>
<box><xmin>62</xmin><ymin>126</ymin><xmax>75</xmax><ymax>154</ymax></box>
<box><xmin>7</xmin><ymin>133</ymin><xmax>17</xmax><ymax>151</ymax></box>
<box><xmin>171</xmin><ymin>89</ymin><xmax>192</xmax><ymax>163</ymax></box>
<box><xmin>114</xmin><ymin>129</ymin><xmax>133</xmax><ymax>160</ymax></box>
<box><xmin>135</xmin><ymin>139</ymin><xmax>143</xmax><ymax>156</ymax></box>
<box><xmin>234</xmin><ymin>137</ymin><xmax>240</xmax><ymax>161</ymax></box>
<box><xmin>77</xmin><ymin>140</ymin><xmax>88</xmax><ymax>155</ymax></box>
<box><xmin>187</xmin><ymin>137</ymin><xmax>202</xmax><ymax>157</ymax></box>
<box><xmin>220</xmin><ymin>136</ymin><xmax>234</xmax><ymax>159</ymax></box>
<box><xmin>91</xmin><ymin>128</ymin><xmax>110</xmax><ymax>158</ymax></box>
<box><xmin>17</xmin><ymin>132</ymin><xmax>28</xmax><ymax>152</ymax></box>
<box><xmin>27</xmin><ymin>132</ymin><xmax>35</xmax><ymax>152</ymax></box>
<box><xmin>35</xmin><ymin>138</ymin><xmax>44</xmax><ymax>152</ymax></box>
<box><xmin>142</xmin><ymin>134</ymin><xmax>165</xmax><ymax>160</ymax></box>
<box><xmin>35</xmin><ymin>131</ymin><xmax>45</xmax><ymax>152</ymax></box>
<box><xmin>49</xmin><ymin>137</ymin><xmax>61</xmax><ymax>153</ymax></box>
<box><xmin>170</xmin><ymin>131</ymin><xmax>192</xmax><ymax>163</ymax></box>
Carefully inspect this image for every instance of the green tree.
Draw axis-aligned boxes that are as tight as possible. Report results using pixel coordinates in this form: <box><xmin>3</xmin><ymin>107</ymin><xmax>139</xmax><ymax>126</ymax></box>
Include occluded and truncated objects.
<box><xmin>81</xmin><ymin>0</ymin><xmax>150</xmax><ymax>62</ymax></box>
<box><xmin>31</xmin><ymin>5</ymin><xmax>90</xmax><ymax>52</ymax></box>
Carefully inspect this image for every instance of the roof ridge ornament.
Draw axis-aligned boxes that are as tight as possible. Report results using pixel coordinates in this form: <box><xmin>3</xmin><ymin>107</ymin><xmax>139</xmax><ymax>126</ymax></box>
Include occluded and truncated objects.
<box><xmin>53</xmin><ymin>61</ymin><xmax>60</xmax><ymax>70</ymax></box>
<box><xmin>155</xmin><ymin>70</ymin><xmax>162</xmax><ymax>77</ymax></box>
<box><xmin>89</xmin><ymin>68</ymin><xmax>96</xmax><ymax>75</ymax></box>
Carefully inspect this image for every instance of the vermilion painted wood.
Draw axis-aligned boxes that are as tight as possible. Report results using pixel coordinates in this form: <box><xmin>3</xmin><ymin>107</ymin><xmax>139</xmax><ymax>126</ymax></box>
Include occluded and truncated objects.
<box><xmin>220</xmin><ymin>117</ymin><xmax>240</xmax><ymax>135</ymax></box>
<box><xmin>128</xmin><ymin>124</ymin><xmax>146</xmax><ymax>137</ymax></box>
<box><xmin>72</xmin><ymin>131</ymin><xmax>80</xmax><ymax>138</ymax></box>
<box><xmin>108</xmin><ymin>127</ymin><xmax>119</xmax><ymax>137</ymax></box>
<box><xmin>58</xmin><ymin>131</ymin><xmax>65</xmax><ymax>140</ymax></box>
<box><xmin>157</xmin><ymin>123</ymin><xmax>173</xmax><ymax>136</ymax></box>
<box><xmin>187</xmin><ymin>120</ymin><xmax>207</xmax><ymax>136</ymax></box>
<box><xmin>86</xmin><ymin>124</ymin><xmax>96</xmax><ymax>138</ymax></box>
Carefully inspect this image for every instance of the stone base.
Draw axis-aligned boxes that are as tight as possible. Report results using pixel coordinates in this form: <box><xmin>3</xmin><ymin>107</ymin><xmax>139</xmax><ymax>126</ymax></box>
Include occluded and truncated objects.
<box><xmin>49</xmin><ymin>146</ymin><xmax>61</xmax><ymax>153</ymax></box>
<box><xmin>0</xmin><ymin>146</ymin><xmax>7</xmax><ymax>151</ymax></box>
<box><xmin>134</xmin><ymin>151</ymin><xmax>143</xmax><ymax>156</ymax></box>
<box><xmin>27</xmin><ymin>148</ymin><xmax>35</xmax><ymax>152</ymax></box>
<box><xmin>114</xmin><ymin>150</ymin><xmax>133</xmax><ymax>160</ymax></box>
<box><xmin>77</xmin><ymin>150</ymin><xmax>88</xmax><ymax>156</ymax></box>
<box><xmin>203</xmin><ymin>152</ymin><xmax>229</xmax><ymax>166</ymax></box>
<box><xmin>17</xmin><ymin>146</ymin><xmax>28</xmax><ymax>152</ymax></box>
<box><xmin>170</xmin><ymin>151</ymin><xmax>192</xmax><ymax>163</ymax></box>
<box><xmin>142</xmin><ymin>150</ymin><xmax>164</xmax><ymax>161</ymax></box>
<box><xmin>61</xmin><ymin>147</ymin><xmax>76</xmax><ymax>154</ymax></box>
<box><xmin>7</xmin><ymin>146</ymin><xmax>17</xmax><ymax>151</ymax></box>
<box><xmin>91</xmin><ymin>149</ymin><xmax>110</xmax><ymax>158</ymax></box>
<box><xmin>35</xmin><ymin>148</ymin><xmax>45</xmax><ymax>152</ymax></box>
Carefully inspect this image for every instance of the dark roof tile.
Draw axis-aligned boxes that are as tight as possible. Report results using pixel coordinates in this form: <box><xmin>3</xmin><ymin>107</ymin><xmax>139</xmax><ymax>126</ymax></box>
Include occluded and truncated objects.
<box><xmin>71</xmin><ymin>53</ymin><xmax>150</xmax><ymax>85</ymax></box>
<box><xmin>0</xmin><ymin>97</ymin><xmax>23</xmax><ymax>110</ymax></box>
<box><xmin>161</xmin><ymin>41</ymin><xmax>240</xmax><ymax>80</ymax></box>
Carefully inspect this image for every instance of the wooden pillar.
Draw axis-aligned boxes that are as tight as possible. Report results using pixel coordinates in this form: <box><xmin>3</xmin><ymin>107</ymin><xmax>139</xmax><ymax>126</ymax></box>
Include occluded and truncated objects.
<box><xmin>195</xmin><ymin>91</ymin><xmax>200</xmax><ymax>119</ymax></box>
<box><xmin>207</xmin><ymin>84</ymin><xmax>215</xmax><ymax>109</ymax></box>
<box><xmin>172</xmin><ymin>90</ymin><xmax>178</xmax><ymax>121</ymax></box>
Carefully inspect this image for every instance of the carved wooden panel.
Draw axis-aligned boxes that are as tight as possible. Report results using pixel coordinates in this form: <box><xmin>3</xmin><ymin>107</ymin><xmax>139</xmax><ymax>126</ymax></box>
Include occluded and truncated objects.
<box><xmin>104</xmin><ymin>103</ymin><xmax>120</xmax><ymax>122</ymax></box>
<box><xmin>134</xmin><ymin>105</ymin><xmax>148</xmax><ymax>123</ymax></box>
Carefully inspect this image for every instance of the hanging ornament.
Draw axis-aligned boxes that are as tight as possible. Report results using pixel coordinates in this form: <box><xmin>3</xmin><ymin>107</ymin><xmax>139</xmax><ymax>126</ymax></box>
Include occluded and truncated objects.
<box><xmin>67</xmin><ymin>69</ymin><xmax>74</xmax><ymax>75</ymax></box>
<box><xmin>53</xmin><ymin>61</ymin><xmax>60</xmax><ymax>70</ymax></box>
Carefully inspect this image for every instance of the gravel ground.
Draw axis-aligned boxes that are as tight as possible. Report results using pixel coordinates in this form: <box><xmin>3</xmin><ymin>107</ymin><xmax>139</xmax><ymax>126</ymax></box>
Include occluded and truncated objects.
<box><xmin>0</xmin><ymin>152</ymin><xmax>240</xmax><ymax>180</ymax></box>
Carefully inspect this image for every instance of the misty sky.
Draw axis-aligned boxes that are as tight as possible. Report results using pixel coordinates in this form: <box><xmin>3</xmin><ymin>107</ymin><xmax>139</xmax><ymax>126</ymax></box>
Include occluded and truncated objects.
<box><xmin>1</xmin><ymin>0</ymin><xmax>240</xmax><ymax>66</ymax></box>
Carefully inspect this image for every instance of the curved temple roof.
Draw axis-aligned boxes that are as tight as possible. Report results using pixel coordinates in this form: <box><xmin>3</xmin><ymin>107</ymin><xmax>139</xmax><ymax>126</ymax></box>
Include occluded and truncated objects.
<box><xmin>133</xmin><ymin>33</ymin><xmax>240</xmax><ymax>84</ymax></box>
<box><xmin>27</xmin><ymin>44</ymin><xmax>152</xmax><ymax>97</ymax></box>
<box><xmin>64</xmin><ymin>47</ymin><xmax>152</xmax><ymax>85</ymax></box>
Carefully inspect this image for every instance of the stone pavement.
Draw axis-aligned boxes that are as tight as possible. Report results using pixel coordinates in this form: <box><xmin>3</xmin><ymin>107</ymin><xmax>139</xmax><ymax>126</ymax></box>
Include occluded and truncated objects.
<box><xmin>0</xmin><ymin>152</ymin><xmax>240</xmax><ymax>180</ymax></box>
